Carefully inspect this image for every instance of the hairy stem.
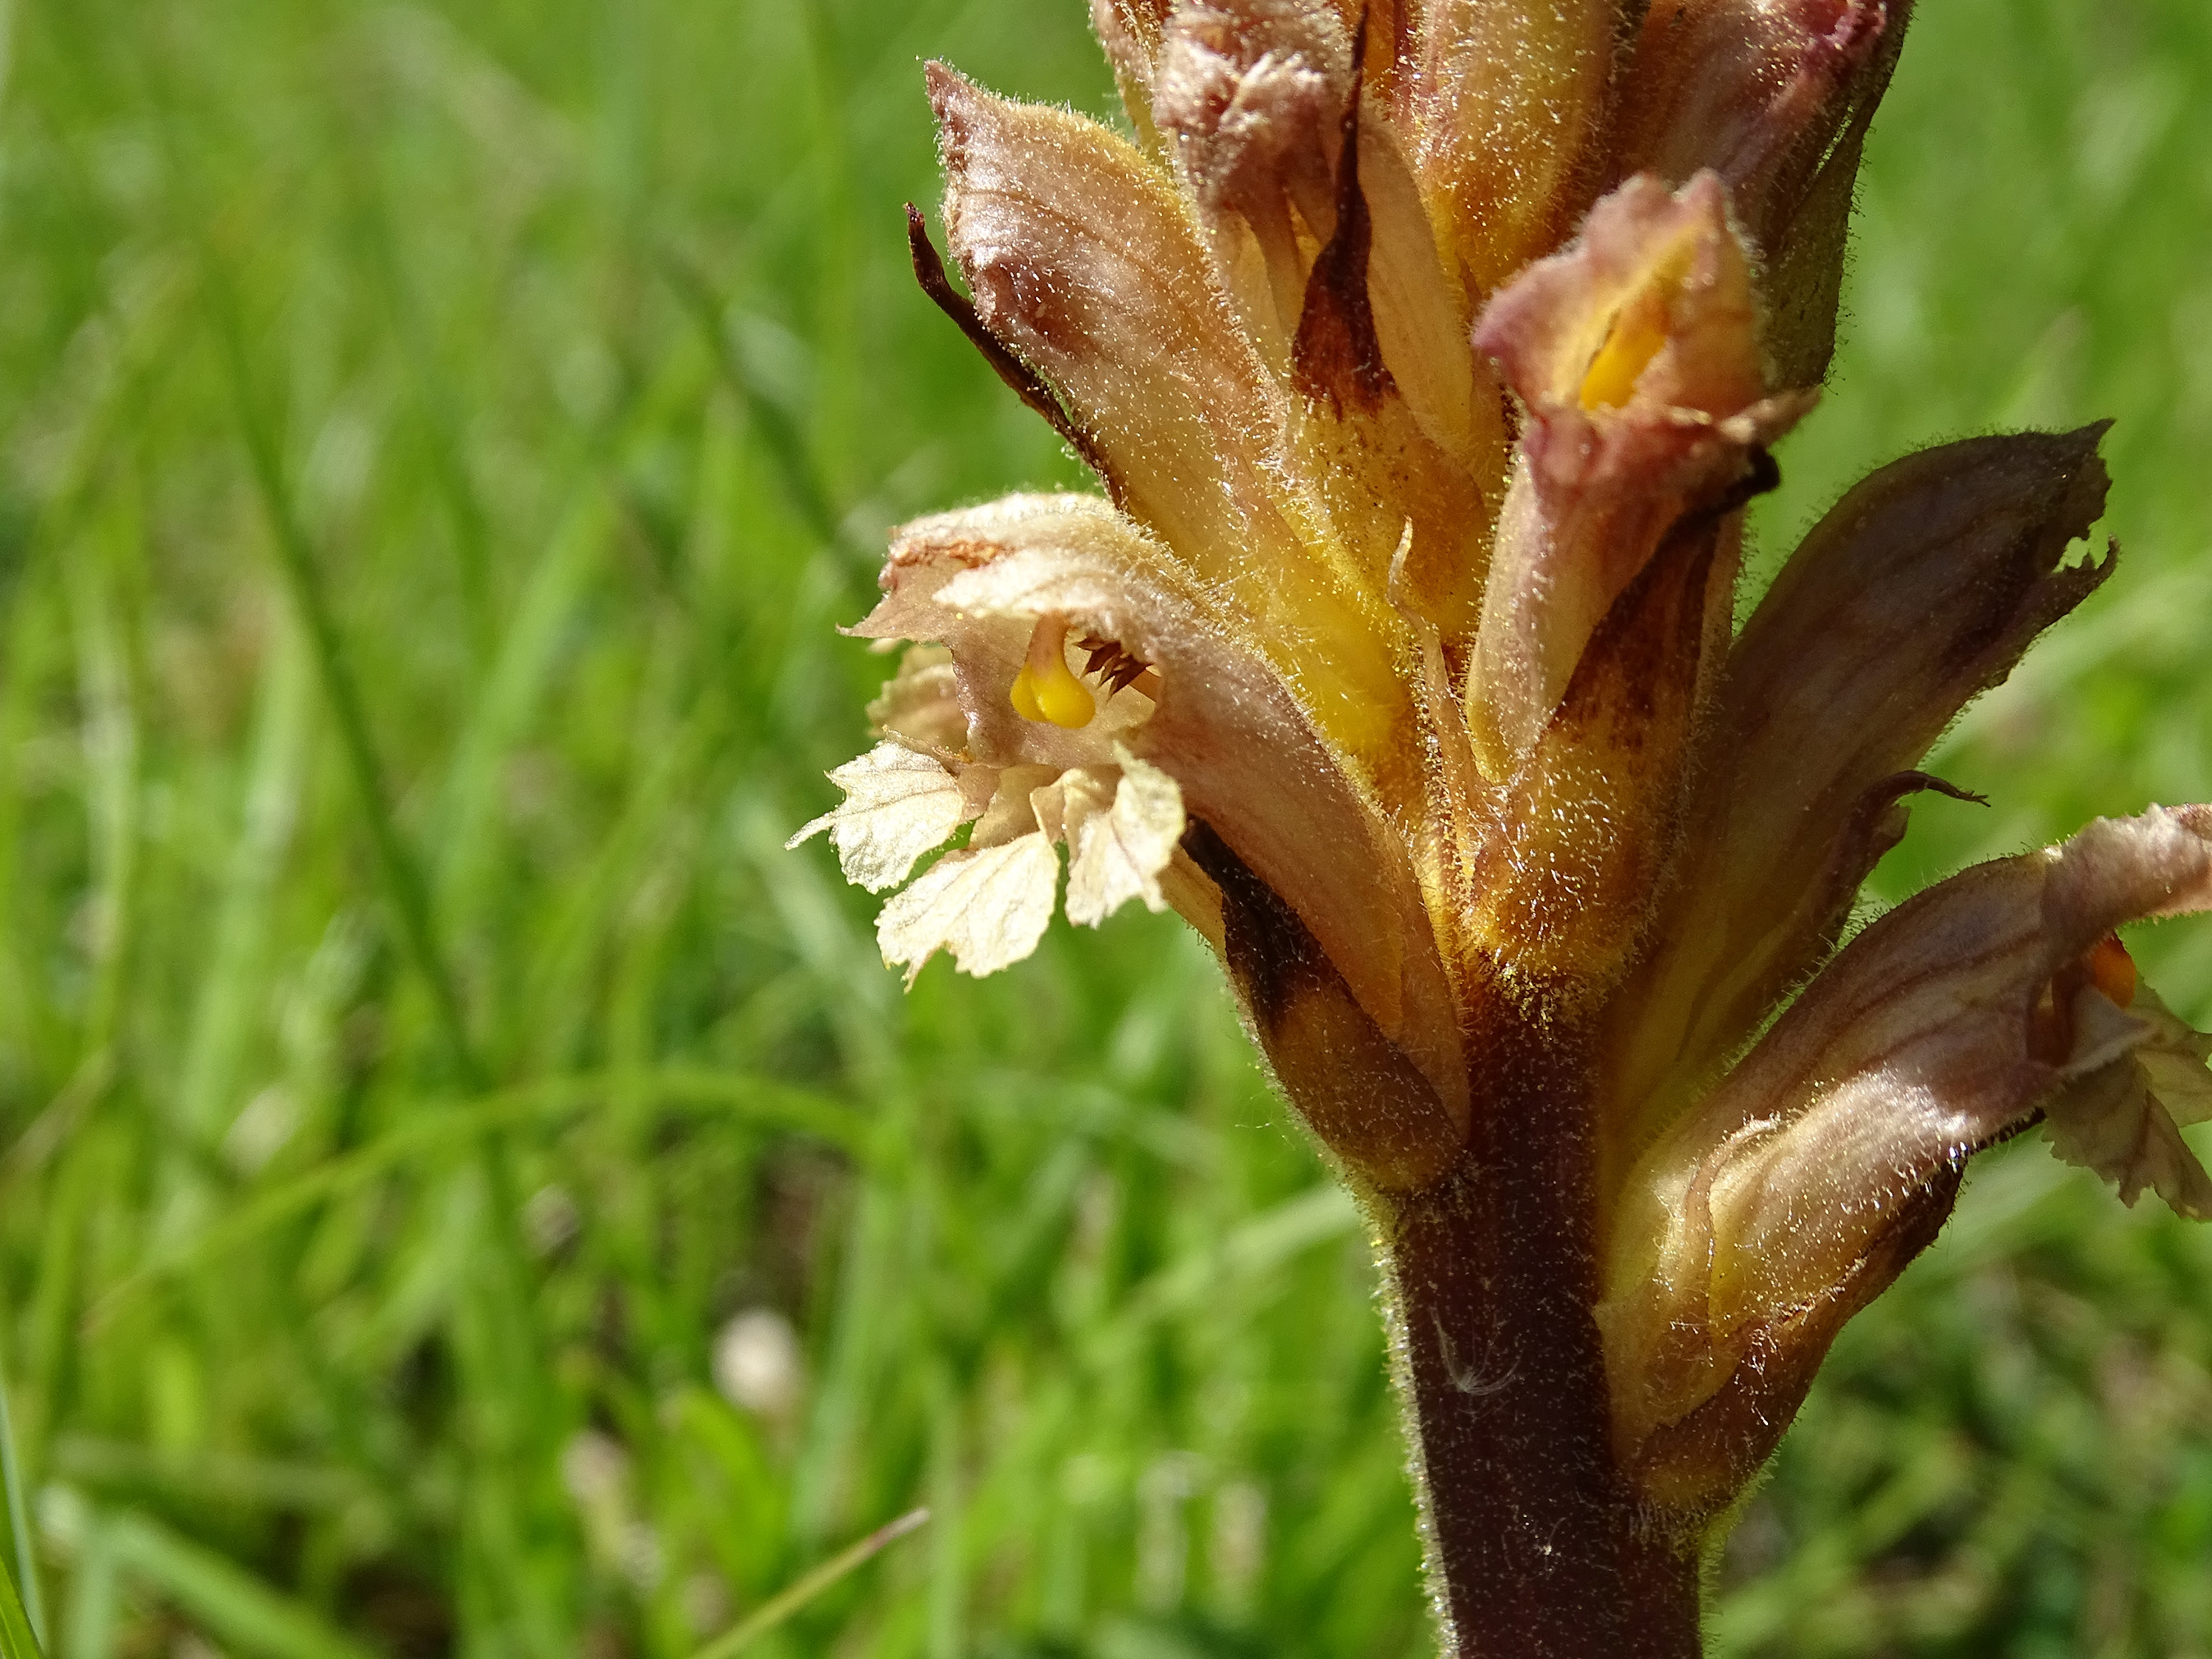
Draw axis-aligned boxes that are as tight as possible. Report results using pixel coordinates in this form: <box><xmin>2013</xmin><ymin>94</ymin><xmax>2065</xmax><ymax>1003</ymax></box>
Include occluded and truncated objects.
<box><xmin>1376</xmin><ymin>1017</ymin><xmax>1701</xmax><ymax>1658</ymax></box>
<box><xmin>1186</xmin><ymin>825</ymin><xmax>1701</xmax><ymax>1649</ymax></box>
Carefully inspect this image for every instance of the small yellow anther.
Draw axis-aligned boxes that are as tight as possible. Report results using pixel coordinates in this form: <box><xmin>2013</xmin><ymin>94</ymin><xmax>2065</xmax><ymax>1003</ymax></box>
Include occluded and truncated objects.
<box><xmin>1010</xmin><ymin>615</ymin><xmax>1096</xmax><ymax>729</ymax></box>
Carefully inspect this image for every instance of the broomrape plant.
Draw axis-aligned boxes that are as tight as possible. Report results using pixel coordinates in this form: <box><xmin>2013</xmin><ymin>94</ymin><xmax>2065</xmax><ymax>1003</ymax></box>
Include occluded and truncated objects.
<box><xmin>792</xmin><ymin>2</ymin><xmax>2212</xmax><ymax>1651</ymax></box>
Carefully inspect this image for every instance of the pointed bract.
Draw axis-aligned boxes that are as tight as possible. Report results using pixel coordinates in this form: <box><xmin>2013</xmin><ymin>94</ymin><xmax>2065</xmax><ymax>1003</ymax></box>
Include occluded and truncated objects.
<box><xmin>1606</xmin><ymin>426</ymin><xmax>2115</xmax><ymax>1157</ymax></box>
<box><xmin>1413</xmin><ymin>0</ymin><xmax>1633</xmax><ymax>300</ymax></box>
<box><xmin>929</xmin><ymin>66</ymin><xmax>1298</xmax><ymax>584</ymax></box>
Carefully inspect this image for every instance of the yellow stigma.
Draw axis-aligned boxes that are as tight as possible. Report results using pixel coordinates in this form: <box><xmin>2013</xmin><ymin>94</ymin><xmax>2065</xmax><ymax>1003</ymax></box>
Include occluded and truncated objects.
<box><xmin>1579</xmin><ymin>246</ymin><xmax>1694</xmax><ymax>411</ymax></box>
<box><xmin>1010</xmin><ymin>614</ymin><xmax>1095</xmax><ymax>729</ymax></box>
<box><xmin>1579</xmin><ymin>308</ymin><xmax>1665</xmax><ymax>410</ymax></box>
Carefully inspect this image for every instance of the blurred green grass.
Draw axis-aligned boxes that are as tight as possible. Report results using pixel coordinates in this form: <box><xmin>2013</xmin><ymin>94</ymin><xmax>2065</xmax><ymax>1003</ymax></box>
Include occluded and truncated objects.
<box><xmin>0</xmin><ymin>2</ymin><xmax>2205</xmax><ymax>1655</ymax></box>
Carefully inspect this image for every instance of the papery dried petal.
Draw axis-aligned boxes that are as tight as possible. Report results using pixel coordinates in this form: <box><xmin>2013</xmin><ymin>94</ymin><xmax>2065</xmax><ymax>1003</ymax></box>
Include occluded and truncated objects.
<box><xmin>929</xmin><ymin>66</ymin><xmax>1299</xmax><ymax>584</ymax></box>
<box><xmin>866</xmin><ymin>644</ymin><xmax>967</xmax><ymax>753</ymax></box>
<box><xmin>972</xmin><ymin>763</ymin><xmax>1065</xmax><ymax>847</ymax></box>
<box><xmin>2045</xmin><ymin>986</ymin><xmax>2212</xmax><ymax>1217</ymax></box>
<box><xmin>877</xmin><ymin>832</ymin><xmax>1064</xmax><ymax>983</ymax></box>
<box><xmin>1600</xmin><ymin>805</ymin><xmax>2212</xmax><ymax>1528</ymax></box>
<box><xmin>1605</xmin><ymin>426</ymin><xmax>2114</xmax><ymax>1156</ymax></box>
<box><xmin>787</xmin><ymin>742</ymin><xmax>990</xmax><ymax>893</ymax></box>
<box><xmin>1039</xmin><ymin>748</ymin><xmax>1188</xmax><ymax>924</ymax></box>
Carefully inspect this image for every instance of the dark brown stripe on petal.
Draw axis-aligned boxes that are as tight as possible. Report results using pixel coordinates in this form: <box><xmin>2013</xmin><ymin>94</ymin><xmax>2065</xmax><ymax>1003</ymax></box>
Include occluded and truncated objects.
<box><xmin>905</xmin><ymin>203</ymin><xmax>1117</xmax><ymax>487</ymax></box>
<box><xmin>1184</xmin><ymin>819</ymin><xmax>1463</xmax><ymax>1189</ymax></box>
<box><xmin>1291</xmin><ymin>13</ymin><xmax>1396</xmax><ymax>415</ymax></box>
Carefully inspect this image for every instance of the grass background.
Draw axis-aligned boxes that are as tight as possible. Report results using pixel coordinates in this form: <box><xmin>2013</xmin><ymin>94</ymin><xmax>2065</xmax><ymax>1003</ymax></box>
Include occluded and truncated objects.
<box><xmin>0</xmin><ymin>1</ymin><xmax>2207</xmax><ymax>1655</ymax></box>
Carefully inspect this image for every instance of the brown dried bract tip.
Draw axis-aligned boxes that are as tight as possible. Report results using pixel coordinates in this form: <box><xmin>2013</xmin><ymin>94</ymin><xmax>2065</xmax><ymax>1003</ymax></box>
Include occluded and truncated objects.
<box><xmin>904</xmin><ymin>203</ymin><xmax>1114</xmax><ymax>484</ymax></box>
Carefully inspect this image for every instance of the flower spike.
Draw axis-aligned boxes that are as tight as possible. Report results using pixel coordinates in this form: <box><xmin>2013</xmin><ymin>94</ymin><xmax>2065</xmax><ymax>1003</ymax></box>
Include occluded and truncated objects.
<box><xmin>796</xmin><ymin>9</ymin><xmax>2212</xmax><ymax>1649</ymax></box>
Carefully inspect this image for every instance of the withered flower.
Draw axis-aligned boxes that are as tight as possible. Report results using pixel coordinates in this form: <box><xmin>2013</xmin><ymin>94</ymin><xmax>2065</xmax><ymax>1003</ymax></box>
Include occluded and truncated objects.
<box><xmin>791</xmin><ymin>2</ymin><xmax>2212</xmax><ymax>1650</ymax></box>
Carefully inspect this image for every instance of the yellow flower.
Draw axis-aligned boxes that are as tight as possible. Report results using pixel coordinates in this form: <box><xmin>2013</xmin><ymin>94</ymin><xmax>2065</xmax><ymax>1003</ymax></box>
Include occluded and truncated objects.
<box><xmin>792</xmin><ymin>1</ymin><xmax>2212</xmax><ymax>1644</ymax></box>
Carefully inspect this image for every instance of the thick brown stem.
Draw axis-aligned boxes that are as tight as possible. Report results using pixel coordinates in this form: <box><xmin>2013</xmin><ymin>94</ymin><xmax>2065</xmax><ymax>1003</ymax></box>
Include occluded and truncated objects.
<box><xmin>1184</xmin><ymin>824</ymin><xmax>1702</xmax><ymax>1650</ymax></box>
<box><xmin>1376</xmin><ymin>1018</ymin><xmax>1702</xmax><ymax>1658</ymax></box>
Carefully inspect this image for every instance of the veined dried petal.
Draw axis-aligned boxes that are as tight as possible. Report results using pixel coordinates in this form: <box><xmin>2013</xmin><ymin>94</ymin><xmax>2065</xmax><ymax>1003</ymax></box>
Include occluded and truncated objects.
<box><xmin>1605</xmin><ymin>427</ymin><xmax>2114</xmax><ymax>1163</ymax></box>
<box><xmin>1615</xmin><ymin>0</ymin><xmax>1910</xmax><ymax>387</ymax></box>
<box><xmin>1414</xmin><ymin>0</ymin><xmax>1631</xmax><ymax>301</ymax></box>
<box><xmin>877</xmin><ymin>832</ymin><xmax>1064</xmax><ymax>983</ymax></box>
<box><xmin>1600</xmin><ymin>805</ymin><xmax>2212</xmax><ymax>1529</ymax></box>
<box><xmin>866</xmin><ymin>644</ymin><xmax>967</xmax><ymax>753</ymax></box>
<box><xmin>1038</xmin><ymin>747</ymin><xmax>1188</xmax><ymax>924</ymax></box>
<box><xmin>972</xmin><ymin>763</ymin><xmax>1065</xmax><ymax>848</ymax></box>
<box><xmin>929</xmin><ymin>66</ymin><xmax>1299</xmax><ymax>587</ymax></box>
<box><xmin>1466</xmin><ymin>172</ymin><xmax>1808</xmax><ymax>772</ymax></box>
<box><xmin>786</xmin><ymin>742</ymin><xmax>991</xmax><ymax>893</ymax></box>
<box><xmin>2045</xmin><ymin>984</ymin><xmax>2212</xmax><ymax>1217</ymax></box>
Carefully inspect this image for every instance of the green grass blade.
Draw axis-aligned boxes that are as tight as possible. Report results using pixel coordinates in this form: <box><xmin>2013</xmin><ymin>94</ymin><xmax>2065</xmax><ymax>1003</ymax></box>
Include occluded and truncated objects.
<box><xmin>206</xmin><ymin>268</ymin><xmax>484</xmax><ymax>1091</ymax></box>
<box><xmin>689</xmin><ymin>1507</ymin><xmax>929</xmax><ymax>1659</ymax></box>
<box><xmin>0</xmin><ymin>1355</ymin><xmax>42</xmax><ymax>1652</ymax></box>
<box><xmin>101</xmin><ymin>1511</ymin><xmax>374</xmax><ymax>1659</ymax></box>
<box><xmin>0</xmin><ymin>1551</ymin><xmax>41</xmax><ymax>1659</ymax></box>
<box><xmin>85</xmin><ymin>1069</ymin><xmax>867</xmax><ymax>1326</ymax></box>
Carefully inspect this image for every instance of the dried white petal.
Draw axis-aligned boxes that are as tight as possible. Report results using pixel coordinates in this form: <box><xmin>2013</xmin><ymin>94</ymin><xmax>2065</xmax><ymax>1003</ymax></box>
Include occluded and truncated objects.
<box><xmin>867</xmin><ymin>644</ymin><xmax>967</xmax><ymax>752</ymax></box>
<box><xmin>787</xmin><ymin>742</ymin><xmax>978</xmax><ymax>893</ymax></box>
<box><xmin>2045</xmin><ymin>987</ymin><xmax>2212</xmax><ymax>1217</ymax></box>
<box><xmin>877</xmin><ymin>833</ymin><xmax>1062</xmax><ymax>983</ymax></box>
<box><xmin>974</xmin><ymin>763</ymin><xmax>1065</xmax><ymax>848</ymax></box>
<box><xmin>1054</xmin><ymin>749</ymin><xmax>1186</xmax><ymax>925</ymax></box>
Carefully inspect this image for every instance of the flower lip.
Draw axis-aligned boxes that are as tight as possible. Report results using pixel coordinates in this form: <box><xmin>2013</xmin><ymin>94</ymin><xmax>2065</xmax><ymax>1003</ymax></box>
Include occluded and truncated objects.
<box><xmin>1475</xmin><ymin>172</ymin><xmax>1779</xmax><ymax>455</ymax></box>
<box><xmin>1464</xmin><ymin>170</ymin><xmax>1810</xmax><ymax>773</ymax></box>
<box><xmin>854</xmin><ymin>492</ymin><xmax>1471</xmax><ymax>1125</ymax></box>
